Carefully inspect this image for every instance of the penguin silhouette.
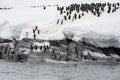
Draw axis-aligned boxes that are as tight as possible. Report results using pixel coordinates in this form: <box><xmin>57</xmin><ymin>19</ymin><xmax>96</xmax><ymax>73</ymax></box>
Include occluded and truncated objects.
<box><xmin>61</xmin><ymin>20</ymin><xmax>63</xmax><ymax>25</ymax></box>
<box><xmin>38</xmin><ymin>30</ymin><xmax>40</xmax><ymax>34</ymax></box>
<box><xmin>57</xmin><ymin>19</ymin><xmax>60</xmax><ymax>24</ymax></box>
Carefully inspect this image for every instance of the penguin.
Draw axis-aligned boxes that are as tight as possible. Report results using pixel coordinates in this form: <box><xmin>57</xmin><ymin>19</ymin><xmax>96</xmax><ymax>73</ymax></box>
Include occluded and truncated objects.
<box><xmin>78</xmin><ymin>14</ymin><xmax>81</xmax><ymax>19</ymax></box>
<box><xmin>117</xmin><ymin>3</ymin><xmax>120</xmax><ymax>6</ymax></box>
<box><xmin>57</xmin><ymin>6</ymin><xmax>59</xmax><ymax>10</ymax></box>
<box><xmin>40</xmin><ymin>45</ymin><xmax>42</xmax><ymax>50</ymax></box>
<box><xmin>43</xmin><ymin>45</ymin><xmax>47</xmax><ymax>51</ymax></box>
<box><xmin>61</xmin><ymin>20</ymin><xmax>63</xmax><ymax>25</ymax></box>
<box><xmin>68</xmin><ymin>15</ymin><xmax>71</xmax><ymax>20</ymax></box>
<box><xmin>33</xmin><ymin>34</ymin><xmax>36</xmax><ymax>39</ymax></box>
<box><xmin>107</xmin><ymin>4</ymin><xmax>111</xmax><ymax>13</ymax></box>
<box><xmin>38</xmin><ymin>30</ymin><xmax>40</xmax><ymax>34</ymax></box>
<box><xmin>57</xmin><ymin>19</ymin><xmax>60</xmax><ymax>24</ymax></box>
<box><xmin>46</xmin><ymin>45</ymin><xmax>49</xmax><ymax>50</ymax></box>
<box><xmin>33</xmin><ymin>29</ymin><xmax>35</xmax><ymax>33</ymax></box>
<box><xmin>74</xmin><ymin>13</ymin><xmax>77</xmax><ymax>19</ymax></box>
<box><xmin>64</xmin><ymin>15</ymin><xmax>67</xmax><ymax>21</ymax></box>
<box><xmin>97</xmin><ymin>12</ymin><xmax>100</xmax><ymax>17</ymax></box>
<box><xmin>25</xmin><ymin>32</ymin><xmax>29</xmax><ymax>38</ymax></box>
<box><xmin>35</xmin><ymin>45</ymin><xmax>37</xmax><ymax>50</ymax></box>
<box><xmin>43</xmin><ymin>6</ymin><xmax>46</xmax><ymax>10</ymax></box>
<box><xmin>72</xmin><ymin>16</ymin><xmax>74</xmax><ymax>21</ymax></box>
<box><xmin>35</xmin><ymin>26</ymin><xmax>38</xmax><ymax>31</ymax></box>
<box><xmin>93</xmin><ymin>12</ymin><xmax>96</xmax><ymax>16</ymax></box>
<box><xmin>82</xmin><ymin>12</ymin><xmax>84</xmax><ymax>16</ymax></box>
<box><xmin>30</xmin><ymin>43</ymin><xmax>33</xmax><ymax>51</ymax></box>
<box><xmin>52</xmin><ymin>49</ymin><xmax>56</xmax><ymax>59</ymax></box>
<box><xmin>66</xmin><ymin>12</ymin><xmax>69</xmax><ymax>15</ymax></box>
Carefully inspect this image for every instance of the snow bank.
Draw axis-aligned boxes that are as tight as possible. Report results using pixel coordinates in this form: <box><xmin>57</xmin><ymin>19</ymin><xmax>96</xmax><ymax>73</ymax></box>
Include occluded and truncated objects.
<box><xmin>83</xmin><ymin>50</ymin><xmax>108</xmax><ymax>59</ymax></box>
<box><xmin>1</xmin><ymin>0</ymin><xmax>120</xmax><ymax>49</ymax></box>
<box><xmin>63</xmin><ymin>27</ymin><xmax>120</xmax><ymax>48</ymax></box>
<box><xmin>61</xmin><ymin>4</ymin><xmax>120</xmax><ymax>48</ymax></box>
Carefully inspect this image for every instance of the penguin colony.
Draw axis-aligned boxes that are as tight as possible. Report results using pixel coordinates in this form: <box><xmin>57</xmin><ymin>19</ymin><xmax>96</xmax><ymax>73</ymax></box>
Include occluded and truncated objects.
<box><xmin>56</xmin><ymin>2</ymin><xmax>120</xmax><ymax>24</ymax></box>
<box><xmin>28</xmin><ymin>2</ymin><xmax>120</xmax><ymax>39</ymax></box>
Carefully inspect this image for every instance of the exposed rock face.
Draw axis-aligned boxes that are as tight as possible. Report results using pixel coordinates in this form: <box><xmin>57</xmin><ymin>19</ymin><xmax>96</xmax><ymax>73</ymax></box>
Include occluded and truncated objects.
<box><xmin>47</xmin><ymin>38</ymin><xmax>120</xmax><ymax>61</ymax></box>
<box><xmin>0</xmin><ymin>38</ymin><xmax>12</xmax><ymax>43</ymax></box>
<box><xmin>0</xmin><ymin>37</ymin><xmax>120</xmax><ymax>62</ymax></box>
<box><xmin>12</xmin><ymin>38</ymin><xmax>120</xmax><ymax>62</ymax></box>
<box><xmin>14</xmin><ymin>38</ymin><xmax>32</xmax><ymax>62</ymax></box>
<box><xmin>0</xmin><ymin>38</ymin><xmax>13</xmax><ymax>60</ymax></box>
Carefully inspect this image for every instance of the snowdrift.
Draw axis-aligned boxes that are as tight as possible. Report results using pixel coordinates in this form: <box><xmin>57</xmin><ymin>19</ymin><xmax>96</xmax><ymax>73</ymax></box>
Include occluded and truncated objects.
<box><xmin>0</xmin><ymin>0</ymin><xmax>120</xmax><ymax>49</ymax></box>
<box><xmin>63</xmin><ymin>27</ymin><xmax>120</xmax><ymax>48</ymax></box>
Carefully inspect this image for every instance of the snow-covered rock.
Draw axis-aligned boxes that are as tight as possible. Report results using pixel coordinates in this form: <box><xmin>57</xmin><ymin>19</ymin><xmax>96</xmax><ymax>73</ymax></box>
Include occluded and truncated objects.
<box><xmin>63</xmin><ymin>28</ymin><xmax>120</xmax><ymax>48</ymax></box>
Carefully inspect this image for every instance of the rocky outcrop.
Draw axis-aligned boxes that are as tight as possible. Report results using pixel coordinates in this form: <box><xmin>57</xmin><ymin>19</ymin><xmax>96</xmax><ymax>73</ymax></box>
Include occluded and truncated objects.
<box><xmin>0</xmin><ymin>38</ymin><xmax>12</xmax><ymax>43</ymax></box>
<box><xmin>0</xmin><ymin>37</ymin><xmax>120</xmax><ymax>62</ymax></box>
<box><xmin>14</xmin><ymin>38</ymin><xmax>120</xmax><ymax>62</ymax></box>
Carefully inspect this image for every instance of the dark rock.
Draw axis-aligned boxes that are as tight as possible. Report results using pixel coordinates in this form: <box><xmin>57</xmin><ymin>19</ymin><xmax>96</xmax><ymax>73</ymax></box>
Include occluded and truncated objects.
<box><xmin>2</xmin><ymin>37</ymin><xmax>119</xmax><ymax>62</ymax></box>
<box><xmin>0</xmin><ymin>38</ymin><xmax>12</xmax><ymax>43</ymax></box>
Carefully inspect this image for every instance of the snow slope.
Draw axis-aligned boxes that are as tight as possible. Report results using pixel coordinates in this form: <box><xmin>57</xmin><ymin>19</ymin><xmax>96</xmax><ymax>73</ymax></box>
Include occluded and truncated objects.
<box><xmin>0</xmin><ymin>0</ymin><xmax>120</xmax><ymax>48</ymax></box>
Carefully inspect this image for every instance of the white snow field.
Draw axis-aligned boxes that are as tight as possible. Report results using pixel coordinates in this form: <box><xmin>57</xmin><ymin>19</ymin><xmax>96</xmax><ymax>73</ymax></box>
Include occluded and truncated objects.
<box><xmin>1</xmin><ymin>0</ymin><xmax>120</xmax><ymax>48</ymax></box>
<box><xmin>0</xmin><ymin>60</ymin><xmax>120</xmax><ymax>80</ymax></box>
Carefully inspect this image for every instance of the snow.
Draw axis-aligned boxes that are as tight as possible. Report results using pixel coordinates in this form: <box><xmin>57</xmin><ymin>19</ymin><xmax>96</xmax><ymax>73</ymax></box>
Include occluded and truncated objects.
<box><xmin>17</xmin><ymin>48</ymin><xmax>30</xmax><ymax>55</ymax></box>
<box><xmin>45</xmin><ymin>59</ymin><xmax>67</xmax><ymax>64</ymax></box>
<box><xmin>0</xmin><ymin>21</ymin><xmax>12</xmax><ymax>38</ymax></box>
<box><xmin>83</xmin><ymin>50</ymin><xmax>108</xmax><ymax>59</ymax></box>
<box><xmin>1</xmin><ymin>0</ymin><xmax>120</xmax><ymax>80</ymax></box>
<box><xmin>0</xmin><ymin>60</ymin><xmax>120</xmax><ymax>80</ymax></box>
<box><xmin>63</xmin><ymin>27</ymin><xmax>120</xmax><ymax>48</ymax></box>
<box><xmin>0</xmin><ymin>0</ymin><xmax>120</xmax><ymax>47</ymax></box>
<box><xmin>33</xmin><ymin>42</ymin><xmax>50</xmax><ymax>46</ymax></box>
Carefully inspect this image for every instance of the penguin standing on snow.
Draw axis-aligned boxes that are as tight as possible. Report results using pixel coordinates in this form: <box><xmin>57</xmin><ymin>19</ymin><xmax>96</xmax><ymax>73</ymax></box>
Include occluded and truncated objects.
<box><xmin>33</xmin><ymin>29</ymin><xmax>35</xmax><ymax>34</ymax></box>
<box><xmin>82</xmin><ymin>12</ymin><xmax>84</xmax><ymax>16</ymax></box>
<box><xmin>57</xmin><ymin>19</ymin><xmax>60</xmax><ymax>24</ymax></box>
<box><xmin>74</xmin><ymin>13</ymin><xmax>77</xmax><ymax>19</ymax></box>
<box><xmin>38</xmin><ymin>30</ymin><xmax>40</xmax><ymax>35</ymax></box>
<box><xmin>66</xmin><ymin>12</ymin><xmax>69</xmax><ymax>16</ymax></box>
<box><xmin>35</xmin><ymin>26</ymin><xmax>38</xmax><ymax>31</ymax></box>
<box><xmin>40</xmin><ymin>45</ymin><xmax>42</xmax><ymax>50</ymax></box>
<box><xmin>72</xmin><ymin>16</ymin><xmax>75</xmax><ymax>21</ymax></box>
<box><xmin>52</xmin><ymin>49</ymin><xmax>56</xmax><ymax>59</ymax></box>
<box><xmin>25</xmin><ymin>32</ymin><xmax>29</xmax><ymax>38</ymax></box>
<box><xmin>43</xmin><ymin>6</ymin><xmax>46</xmax><ymax>10</ymax></box>
<box><xmin>64</xmin><ymin>15</ymin><xmax>67</xmax><ymax>21</ymax></box>
<box><xmin>78</xmin><ymin>14</ymin><xmax>81</xmax><ymax>19</ymax></box>
<box><xmin>43</xmin><ymin>45</ymin><xmax>47</xmax><ymax>51</ymax></box>
<box><xmin>33</xmin><ymin>34</ymin><xmax>36</xmax><ymax>39</ymax></box>
<box><xmin>68</xmin><ymin>15</ymin><xmax>71</xmax><ymax>20</ymax></box>
<box><xmin>46</xmin><ymin>45</ymin><xmax>49</xmax><ymax>50</ymax></box>
<box><xmin>61</xmin><ymin>20</ymin><xmax>63</xmax><ymax>25</ymax></box>
<box><xmin>35</xmin><ymin>45</ymin><xmax>38</xmax><ymax>50</ymax></box>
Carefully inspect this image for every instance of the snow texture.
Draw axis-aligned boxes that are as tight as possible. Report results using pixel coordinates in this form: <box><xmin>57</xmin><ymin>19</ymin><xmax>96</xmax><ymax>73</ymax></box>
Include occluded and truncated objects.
<box><xmin>0</xmin><ymin>60</ymin><xmax>120</xmax><ymax>80</ymax></box>
<box><xmin>1</xmin><ymin>0</ymin><xmax>120</xmax><ymax>48</ymax></box>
